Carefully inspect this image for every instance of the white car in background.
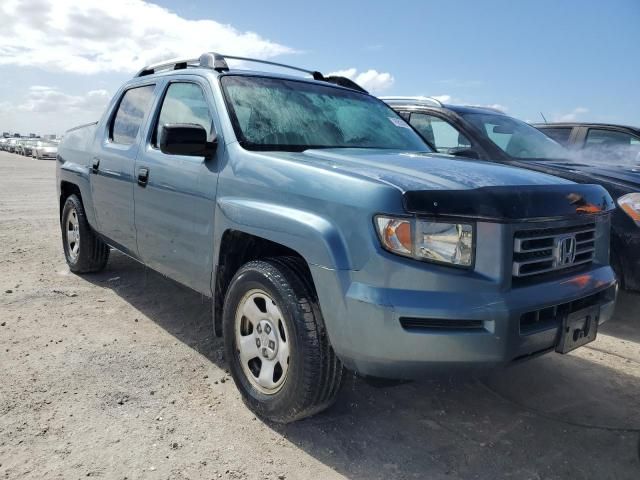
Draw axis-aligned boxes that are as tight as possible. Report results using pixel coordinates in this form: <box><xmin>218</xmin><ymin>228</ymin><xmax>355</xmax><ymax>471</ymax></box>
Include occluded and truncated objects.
<box><xmin>32</xmin><ymin>140</ymin><xmax>58</xmax><ymax>160</ymax></box>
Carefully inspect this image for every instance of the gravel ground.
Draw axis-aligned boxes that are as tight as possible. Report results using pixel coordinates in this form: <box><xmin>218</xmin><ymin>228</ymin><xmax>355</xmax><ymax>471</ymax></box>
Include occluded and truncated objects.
<box><xmin>0</xmin><ymin>150</ymin><xmax>639</xmax><ymax>480</ymax></box>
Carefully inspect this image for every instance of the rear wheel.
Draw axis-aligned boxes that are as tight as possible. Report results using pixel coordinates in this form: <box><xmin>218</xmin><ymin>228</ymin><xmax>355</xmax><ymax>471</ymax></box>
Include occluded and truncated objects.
<box><xmin>223</xmin><ymin>257</ymin><xmax>343</xmax><ymax>423</ymax></box>
<box><xmin>61</xmin><ymin>194</ymin><xmax>109</xmax><ymax>273</ymax></box>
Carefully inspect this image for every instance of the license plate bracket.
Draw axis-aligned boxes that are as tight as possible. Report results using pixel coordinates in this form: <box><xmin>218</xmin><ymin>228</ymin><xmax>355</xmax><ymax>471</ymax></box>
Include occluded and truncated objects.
<box><xmin>556</xmin><ymin>306</ymin><xmax>599</xmax><ymax>354</ymax></box>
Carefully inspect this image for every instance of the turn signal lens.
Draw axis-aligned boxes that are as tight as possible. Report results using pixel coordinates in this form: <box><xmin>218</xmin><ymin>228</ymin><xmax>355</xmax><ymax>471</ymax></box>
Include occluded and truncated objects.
<box><xmin>618</xmin><ymin>193</ymin><xmax>640</xmax><ymax>227</ymax></box>
<box><xmin>375</xmin><ymin>216</ymin><xmax>413</xmax><ymax>256</ymax></box>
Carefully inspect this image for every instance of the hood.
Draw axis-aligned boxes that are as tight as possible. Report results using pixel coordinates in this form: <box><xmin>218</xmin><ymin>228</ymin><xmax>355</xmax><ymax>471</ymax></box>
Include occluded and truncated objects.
<box><xmin>529</xmin><ymin>160</ymin><xmax>640</xmax><ymax>189</ymax></box>
<box><xmin>259</xmin><ymin>149</ymin><xmax>614</xmax><ymax>221</ymax></box>
<box><xmin>265</xmin><ymin>148</ymin><xmax>572</xmax><ymax>192</ymax></box>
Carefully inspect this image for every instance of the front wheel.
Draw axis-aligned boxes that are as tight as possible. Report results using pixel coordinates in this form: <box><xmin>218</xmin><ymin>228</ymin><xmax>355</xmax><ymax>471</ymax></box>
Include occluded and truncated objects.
<box><xmin>223</xmin><ymin>258</ymin><xmax>343</xmax><ymax>423</ymax></box>
<box><xmin>61</xmin><ymin>194</ymin><xmax>109</xmax><ymax>273</ymax></box>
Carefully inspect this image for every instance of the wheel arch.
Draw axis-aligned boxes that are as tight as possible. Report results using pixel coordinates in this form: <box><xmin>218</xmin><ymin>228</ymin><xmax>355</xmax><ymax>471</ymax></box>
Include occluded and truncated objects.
<box><xmin>215</xmin><ymin>198</ymin><xmax>351</xmax><ymax>270</ymax></box>
<box><xmin>59</xmin><ymin>181</ymin><xmax>82</xmax><ymax>222</ymax></box>
<box><xmin>213</xmin><ymin>229</ymin><xmax>313</xmax><ymax>337</ymax></box>
<box><xmin>58</xmin><ymin>171</ymin><xmax>98</xmax><ymax>229</ymax></box>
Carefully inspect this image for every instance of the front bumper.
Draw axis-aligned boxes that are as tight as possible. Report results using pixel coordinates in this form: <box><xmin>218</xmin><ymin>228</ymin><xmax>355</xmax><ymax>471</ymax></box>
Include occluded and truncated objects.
<box><xmin>311</xmin><ymin>263</ymin><xmax>617</xmax><ymax>379</ymax></box>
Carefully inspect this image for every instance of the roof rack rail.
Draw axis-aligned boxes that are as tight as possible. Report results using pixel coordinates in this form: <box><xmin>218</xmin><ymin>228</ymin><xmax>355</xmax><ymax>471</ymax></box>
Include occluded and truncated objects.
<box><xmin>379</xmin><ymin>96</ymin><xmax>443</xmax><ymax>107</ymax></box>
<box><xmin>135</xmin><ymin>57</ymin><xmax>200</xmax><ymax>77</ymax></box>
<box><xmin>200</xmin><ymin>52</ymin><xmax>325</xmax><ymax>79</ymax></box>
<box><xmin>134</xmin><ymin>52</ymin><xmax>368</xmax><ymax>94</ymax></box>
<box><xmin>135</xmin><ymin>52</ymin><xmax>323</xmax><ymax>79</ymax></box>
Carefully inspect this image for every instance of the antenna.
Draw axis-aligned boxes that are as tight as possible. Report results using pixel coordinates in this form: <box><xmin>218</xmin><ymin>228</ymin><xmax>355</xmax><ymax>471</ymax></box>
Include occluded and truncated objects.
<box><xmin>540</xmin><ymin>112</ymin><xmax>548</xmax><ymax>124</ymax></box>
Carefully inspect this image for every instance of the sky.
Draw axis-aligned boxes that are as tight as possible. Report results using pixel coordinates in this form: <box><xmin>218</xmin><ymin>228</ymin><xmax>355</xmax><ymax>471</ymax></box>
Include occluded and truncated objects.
<box><xmin>0</xmin><ymin>0</ymin><xmax>638</xmax><ymax>135</ymax></box>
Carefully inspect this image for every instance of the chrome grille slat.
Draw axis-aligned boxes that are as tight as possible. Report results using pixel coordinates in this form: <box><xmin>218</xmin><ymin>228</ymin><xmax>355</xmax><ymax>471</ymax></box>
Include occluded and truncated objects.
<box><xmin>513</xmin><ymin>244</ymin><xmax>552</xmax><ymax>254</ymax></box>
<box><xmin>513</xmin><ymin>256</ymin><xmax>594</xmax><ymax>278</ymax></box>
<box><xmin>514</xmin><ymin>255</ymin><xmax>554</xmax><ymax>266</ymax></box>
<box><xmin>514</xmin><ymin>227</ymin><xmax>595</xmax><ymax>243</ymax></box>
<box><xmin>512</xmin><ymin>223</ymin><xmax>596</xmax><ymax>279</ymax></box>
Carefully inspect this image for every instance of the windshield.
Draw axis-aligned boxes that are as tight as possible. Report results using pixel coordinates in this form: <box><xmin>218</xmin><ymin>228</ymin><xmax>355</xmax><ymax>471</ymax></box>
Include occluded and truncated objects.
<box><xmin>221</xmin><ymin>75</ymin><xmax>430</xmax><ymax>152</ymax></box>
<box><xmin>462</xmin><ymin>112</ymin><xmax>569</xmax><ymax>160</ymax></box>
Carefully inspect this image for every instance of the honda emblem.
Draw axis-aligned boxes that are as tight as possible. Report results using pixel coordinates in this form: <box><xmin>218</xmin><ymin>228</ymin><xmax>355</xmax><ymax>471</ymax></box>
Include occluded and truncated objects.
<box><xmin>555</xmin><ymin>235</ymin><xmax>577</xmax><ymax>266</ymax></box>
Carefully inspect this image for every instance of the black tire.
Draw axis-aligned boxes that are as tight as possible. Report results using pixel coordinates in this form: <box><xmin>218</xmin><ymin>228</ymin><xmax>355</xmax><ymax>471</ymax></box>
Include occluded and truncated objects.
<box><xmin>61</xmin><ymin>194</ymin><xmax>109</xmax><ymax>273</ymax></box>
<box><xmin>223</xmin><ymin>257</ymin><xmax>343</xmax><ymax>423</ymax></box>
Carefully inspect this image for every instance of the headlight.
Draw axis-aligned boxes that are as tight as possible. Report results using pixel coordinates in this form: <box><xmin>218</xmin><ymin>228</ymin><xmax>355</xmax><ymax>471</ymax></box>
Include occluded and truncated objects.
<box><xmin>375</xmin><ymin>216</ymin><xmax>474</xmax><ymax>267</ymax></box>
<box><xmin>618</xmin><ymin>193</ymin><xmax>640</xmax><ymax>226</ymax></box>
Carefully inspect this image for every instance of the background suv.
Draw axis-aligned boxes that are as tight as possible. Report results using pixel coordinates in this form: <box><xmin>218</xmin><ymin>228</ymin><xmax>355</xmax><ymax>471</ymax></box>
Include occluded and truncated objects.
<box><xmin>534</xmin><ymin>122</ymin><xmax>640</xmax><ymax>162</ymax></box>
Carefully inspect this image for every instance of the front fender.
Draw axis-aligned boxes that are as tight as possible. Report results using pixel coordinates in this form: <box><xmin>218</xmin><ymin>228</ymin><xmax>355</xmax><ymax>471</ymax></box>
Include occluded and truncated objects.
<box><xmin>215</xmin><ymin>197</ymin><xmax>351</xmax><ymax>270</ymax></box>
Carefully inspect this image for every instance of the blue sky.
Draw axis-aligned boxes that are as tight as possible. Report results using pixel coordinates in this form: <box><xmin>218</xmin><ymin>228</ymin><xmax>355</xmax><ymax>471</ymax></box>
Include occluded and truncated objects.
<box><xmin>1</xmin><ymin>0</ymin><xmax>638</xmax><ymax>135</ymax></box>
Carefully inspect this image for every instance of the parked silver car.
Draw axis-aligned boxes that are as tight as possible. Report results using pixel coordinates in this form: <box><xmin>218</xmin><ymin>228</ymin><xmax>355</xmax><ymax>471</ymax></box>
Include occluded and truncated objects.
<box><xmin>14</xmin><ymin>139</ymin><xmax>27</xmax><ymax>155</ymax></box>
<box><xmin>17</xmin><ymin>139</ymin><xmax>39</xmax><ymax>156</ymax></box>
<box><xmin>5</xmin><ymin>138</ymin><xmax>19</xmax><ymax>153</ymax></box>
<box><xmin>32</xmin><ymin>140</ymin><xmax>58</xmax><ymax>160</ymax></box>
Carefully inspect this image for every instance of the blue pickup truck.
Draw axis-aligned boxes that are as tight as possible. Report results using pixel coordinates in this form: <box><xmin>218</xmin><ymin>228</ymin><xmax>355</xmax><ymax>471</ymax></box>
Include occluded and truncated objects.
<box><xmin>57</xmin><ymin>53</ymin><xmax>617</xmax><ymax>422</ymax></box>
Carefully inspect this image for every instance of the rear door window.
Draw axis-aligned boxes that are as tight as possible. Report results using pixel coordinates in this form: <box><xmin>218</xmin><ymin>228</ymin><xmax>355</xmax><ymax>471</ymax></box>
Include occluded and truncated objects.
<box><xmin>584</xmin><ymin>128</ymin><xmax>640</xmax><ymax>159</ymax></box>
<box><xmin>585</xmin><ymin>128</ymin><xmax>640</xmax><ymax>147</ymax></box>
<box><xmin>111</xmin><ymin>85</ymin><xmax>156</xmax><ymax>145</ymax></box>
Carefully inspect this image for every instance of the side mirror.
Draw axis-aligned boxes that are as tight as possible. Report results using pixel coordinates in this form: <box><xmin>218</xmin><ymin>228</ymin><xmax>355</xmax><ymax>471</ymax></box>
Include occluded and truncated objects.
<box><xmin>450</xmin><ymin>148</ymin><xmax>480</xmax><ymax>160</ymax></box>
<box><xmin>159</xmin><ymin>123</ymin><xmax>217</xmax><ymax>157</ymax></box>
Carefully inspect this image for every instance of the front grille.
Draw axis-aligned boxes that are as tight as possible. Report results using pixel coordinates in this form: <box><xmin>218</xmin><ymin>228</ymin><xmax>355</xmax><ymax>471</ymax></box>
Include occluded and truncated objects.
<box><xmin>512</xmin><ymin>223</ymin><xmax>596</xmax><ymax>279</ymax></box>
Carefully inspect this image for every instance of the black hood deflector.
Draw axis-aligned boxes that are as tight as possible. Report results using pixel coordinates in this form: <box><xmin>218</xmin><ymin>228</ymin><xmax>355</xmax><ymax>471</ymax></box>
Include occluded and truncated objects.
<box><xmin>403</xmin><ymin>184</ymin><xmax>615</xmax><ymax>222</ymax></box>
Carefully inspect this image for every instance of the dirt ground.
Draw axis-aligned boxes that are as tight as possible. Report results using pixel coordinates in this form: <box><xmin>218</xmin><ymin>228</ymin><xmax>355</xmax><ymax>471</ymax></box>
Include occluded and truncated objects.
<box><xmin>0</xmin><ymin>150</ymin><xmax>639</xmax><ymax>480</ymax></box>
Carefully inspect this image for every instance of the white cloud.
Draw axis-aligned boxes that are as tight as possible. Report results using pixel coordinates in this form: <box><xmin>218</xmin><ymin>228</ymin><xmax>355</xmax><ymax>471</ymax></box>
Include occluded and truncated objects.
<box><xmin>0</xmin><ymin>86</ymin><xmax>111</xmax><ymax>134</ymax></box>
<box><xmin>328</xmin><ymin>68</ymin><xmax>395</xmax><ymax>94</ymax></box>
<box><xmin>16</xmin><ymin>86</ymin><xmax>110</xmax><ymax>114</ymax></box>
<box><xmin>554</xmin><ymin>107</ymin><xmax>589</xmax><ymax>122</ymax></box>
<box><xmin>0</xmin><ymin>0</ymin><xmax>294</xmax><ymax>74</ymax></box>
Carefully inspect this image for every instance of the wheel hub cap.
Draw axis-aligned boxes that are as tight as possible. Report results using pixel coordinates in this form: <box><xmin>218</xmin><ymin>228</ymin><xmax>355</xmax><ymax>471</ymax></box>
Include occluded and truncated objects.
<box><xmin>66</xmin><ymin>208</ymin><xmax>80</xmax><ymax>261</ymax></box>
<box><xmin>256</xmin><ymin>319</ymin><xmax>278</xmax><ymax>360</ymax></box>
<box><xmin>235</xmin><ymin>289</ymin><xmax>290</xmax><ymax>395</ymax></box>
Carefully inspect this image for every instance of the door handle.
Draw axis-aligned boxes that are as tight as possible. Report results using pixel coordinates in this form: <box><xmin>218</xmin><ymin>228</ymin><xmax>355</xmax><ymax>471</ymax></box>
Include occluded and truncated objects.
<box><xmin>137</xmin><ymin>167</ymin><xmax>149</xmax><ymax>187</ymax></box>
<box><xmin>91</xmin><ymin>157</ymin><xmax>100</xmax><ymax>173</ymax></box>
